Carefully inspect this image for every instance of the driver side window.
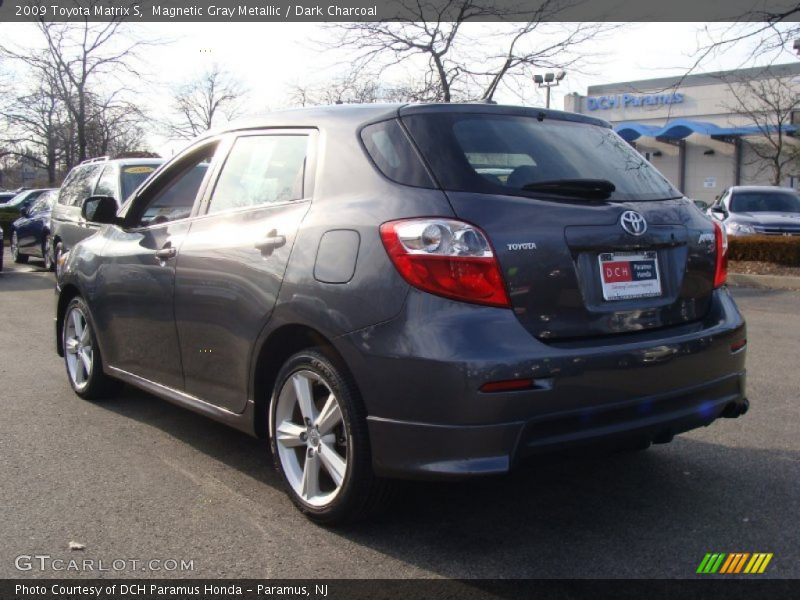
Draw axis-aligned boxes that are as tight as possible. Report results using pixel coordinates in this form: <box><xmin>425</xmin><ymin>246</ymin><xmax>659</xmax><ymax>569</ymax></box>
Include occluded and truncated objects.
<box><xmin>130</xmin><ymin>144</ymin><xmax>217</xmax><ymax>228</ymax></box>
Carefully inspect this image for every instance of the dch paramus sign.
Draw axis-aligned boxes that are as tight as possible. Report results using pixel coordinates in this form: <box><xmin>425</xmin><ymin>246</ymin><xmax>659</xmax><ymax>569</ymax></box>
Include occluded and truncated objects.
<box><xmin>588</xmin><ymin>93</ymin><xmax>684</xmax><ymax>110</ymax></box>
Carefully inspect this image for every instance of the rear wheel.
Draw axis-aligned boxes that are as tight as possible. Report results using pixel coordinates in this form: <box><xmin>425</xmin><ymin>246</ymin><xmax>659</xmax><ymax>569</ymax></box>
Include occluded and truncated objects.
<box><xmin>269</xmin><ymin>349</ymin><xmax>392</xmax><ymax>524</ymax></box>
<box><xmin>11</xmin><ymin>232</ymin><xmax>27</xmax><ymax>264</ymax></box>
<box><xmin>43</xmin><ymin>234</ymin><xmax>54</xmax><ymax>271</ymax></box>
<box><xmin>63</xmin><ymin>297</ymin><xmax>121</xmax><ymax>400</ymax></box>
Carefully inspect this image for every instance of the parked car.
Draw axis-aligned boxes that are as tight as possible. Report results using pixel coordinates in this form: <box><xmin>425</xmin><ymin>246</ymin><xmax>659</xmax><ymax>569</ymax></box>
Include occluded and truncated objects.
<box><xmin>56</xmin><ymin>104</ymin><xmax>747</xmax><ymax>524</ymax></box>
<box><xmin>10</xmin><ymin>189</ymin><xmax>59</xmax><ymax>270</ymax></box>
<box><xmin>0</xmin><ymin>188</ymin><xmax>57</xmax><ymax>243</ymax></box>
<box><xmin>708</xmin><ymin>186</ymin><xmax>800</xmax><ymax>236</ymax></box>
<box><xmin>50</xmin><ymin>157</ymin><xmax>163</xmax><ymax>271</ymax></box>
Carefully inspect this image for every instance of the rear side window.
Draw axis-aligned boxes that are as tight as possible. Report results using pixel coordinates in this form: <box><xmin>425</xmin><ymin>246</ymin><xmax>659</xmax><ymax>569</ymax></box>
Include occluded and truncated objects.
<box><xmin>59</xmin><ymin>164</ymin><xmax>103</xmax><ymax>206</ymax></box>
<box><xmin>360</xmin><ymin>119</ymin><xmax>434</xmax><ymax>188</ymax></box>
<box><xmin>402</xmin><ymin>114</ymin><xmax>680</xmax><ymax>201</ymax></box>
<box><xmin>208</xmin><ymin>135</ymin><xmax>309</xmax><ymax>214</ymax></box>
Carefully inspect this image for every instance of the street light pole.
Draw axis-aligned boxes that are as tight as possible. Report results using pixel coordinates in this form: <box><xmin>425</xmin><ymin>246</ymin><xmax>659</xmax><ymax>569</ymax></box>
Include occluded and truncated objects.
<box><xmin>533</xmin><ymin>71</ymin><xmax>566</xmax><ymax>109</ymax></box>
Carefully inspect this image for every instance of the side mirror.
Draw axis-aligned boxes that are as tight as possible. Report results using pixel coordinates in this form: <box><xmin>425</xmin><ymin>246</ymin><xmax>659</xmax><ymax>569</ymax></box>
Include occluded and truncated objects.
<box><xmin>19</xmin><ymin>205</ymin><xmax>30</xmax><ymax>218</ymax></box>
<box><xmin>709</xmin><ymin>206</ymin><xmax>727</xmax><ymax>219</ymax></box>
<box><xmin>81</xmin><ymin>196</ymin><xmax>120</xmax><ymax>225</ymax></box>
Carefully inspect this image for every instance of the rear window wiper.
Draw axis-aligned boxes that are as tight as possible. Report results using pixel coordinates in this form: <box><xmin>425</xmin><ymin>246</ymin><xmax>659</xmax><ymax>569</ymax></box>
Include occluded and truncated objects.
<box><xmin>519</xmin><ymin>178</ymin><xmax>616</xmax><ymax>200</ymax></box>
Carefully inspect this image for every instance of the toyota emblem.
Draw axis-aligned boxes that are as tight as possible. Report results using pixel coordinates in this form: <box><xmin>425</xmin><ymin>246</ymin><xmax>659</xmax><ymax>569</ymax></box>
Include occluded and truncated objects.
<box><xmin>620</xmin><ymin>211</ymin><xmax>647</xmax><ymax>236</ymax></box>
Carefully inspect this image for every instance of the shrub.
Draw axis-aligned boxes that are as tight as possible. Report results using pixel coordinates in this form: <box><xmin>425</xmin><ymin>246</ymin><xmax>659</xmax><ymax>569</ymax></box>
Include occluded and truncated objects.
<box><xmin>728</xmin><ymin>235</ymin><xmax>800</xmax><ymax>266</ymax></box>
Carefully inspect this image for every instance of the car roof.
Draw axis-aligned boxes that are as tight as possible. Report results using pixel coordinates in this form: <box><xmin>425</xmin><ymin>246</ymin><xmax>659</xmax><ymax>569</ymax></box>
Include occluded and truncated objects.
<box><xmin>731</xmin><ymin>185</ymin><xmax>798</xmax><ymax>193</ymax></box>
<box><xmin>206</xmin><ymin>102</ymin><xmax>611</xmax><ymax>137</ymax></box>
<box><xmin>77</xmin><ymin>157</ymin><xmax>165</xmax><ymax>169</ymax></box>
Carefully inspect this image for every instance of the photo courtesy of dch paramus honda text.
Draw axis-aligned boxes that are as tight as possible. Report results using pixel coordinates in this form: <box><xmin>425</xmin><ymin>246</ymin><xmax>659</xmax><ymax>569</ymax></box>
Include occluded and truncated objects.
<box><xmin>55</xmin><ymin>103</ymin><xmax>748</xmax><ymax>524</ymax></box>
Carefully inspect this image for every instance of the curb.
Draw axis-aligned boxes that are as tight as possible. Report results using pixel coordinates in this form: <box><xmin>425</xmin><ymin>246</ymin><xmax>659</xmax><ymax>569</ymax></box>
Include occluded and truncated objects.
<box><xmin>728</xmin><ymin>272</ymin><xmax>800</xmax><ymax>291</ymax></box>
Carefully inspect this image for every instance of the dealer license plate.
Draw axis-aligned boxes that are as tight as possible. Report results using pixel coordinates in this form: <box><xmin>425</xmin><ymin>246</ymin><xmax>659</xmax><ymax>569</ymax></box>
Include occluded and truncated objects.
<box><xmin>598</xmin><ymin>251</ymin><xmax>662</xmax><ymax>301</ymax></box>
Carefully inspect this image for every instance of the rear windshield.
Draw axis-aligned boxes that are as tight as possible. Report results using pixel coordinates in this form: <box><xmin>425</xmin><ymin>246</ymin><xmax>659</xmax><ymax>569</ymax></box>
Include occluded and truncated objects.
<box><xmin>120</xmin><ymin>164</ymin><xmax>160</xmax><ymax>200</ymax></box>
<box><xmin>731</xmin><ymin>191</ymin><xmax>800</xmax><ymax>213</ymax></box>
<box><xmin>401</xmin><ymin>114</ymin><xmax>681</xmax><ymax>201</ymax></box>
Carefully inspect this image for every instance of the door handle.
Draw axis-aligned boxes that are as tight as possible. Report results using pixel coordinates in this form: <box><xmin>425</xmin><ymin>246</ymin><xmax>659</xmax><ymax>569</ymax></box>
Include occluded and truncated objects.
<box><xmin>155</xmin><ymin>246</ymin><xmax>177</xmax><ymax>261</ymax></box>
<box><xmin>254</xmin><ymin>230</ymin><xmax>286</xmax><ymax>256</ymax></box>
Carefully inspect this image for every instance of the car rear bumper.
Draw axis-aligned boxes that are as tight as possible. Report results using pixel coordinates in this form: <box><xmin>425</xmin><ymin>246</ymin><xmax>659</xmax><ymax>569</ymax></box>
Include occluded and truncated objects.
<box><xmin>338</xmin><ymin>287</ymin><xmax>747</xmax><ymax>479</ymax></box>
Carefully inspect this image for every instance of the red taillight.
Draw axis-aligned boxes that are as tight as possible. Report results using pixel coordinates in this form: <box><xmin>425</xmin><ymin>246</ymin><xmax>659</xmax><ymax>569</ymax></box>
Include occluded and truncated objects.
<box><xmin>379</xmin><ymin>218</ymin><xmax>510</xmax><ymax>308</ymax></box>
<box><xmin>713</xmin><ymin>220</ymin><xmax>728</xmax><ymax>288</ymax></box>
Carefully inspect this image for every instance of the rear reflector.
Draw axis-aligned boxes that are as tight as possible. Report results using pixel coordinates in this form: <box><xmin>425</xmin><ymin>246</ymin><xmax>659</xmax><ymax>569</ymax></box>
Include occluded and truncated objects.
<box><xmin>713</xmin><ymin>220</ymin><xmax>728</xmax><ymax>288</ymax></box>
<box><xmin>730</xmin><ymin>338</ymin><xmax>747</xmax><ymax>352</ymax></box>
<box><xmin>480</xmin><ymin>379</ymin><xmax>535</xmax><ymax>393</ymax></box>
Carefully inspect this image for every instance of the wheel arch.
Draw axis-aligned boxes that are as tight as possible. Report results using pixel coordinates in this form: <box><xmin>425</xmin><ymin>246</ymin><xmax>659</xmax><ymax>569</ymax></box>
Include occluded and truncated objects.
<box><xmin>56</xmin><ymin>284</ymin><xmax>82</xmax><ymax>357</ymax></box>
<box><xmin>251</xmin><ymin>323</ymin><xmax>354</xmax><ymax>439</ymax></box>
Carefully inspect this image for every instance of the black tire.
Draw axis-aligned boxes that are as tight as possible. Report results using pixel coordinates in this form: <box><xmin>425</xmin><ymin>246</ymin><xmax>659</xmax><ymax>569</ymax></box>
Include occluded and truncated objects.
<box><xmin>11</xmin><ymin>232</ymin><xmax>27</xmax><ymax>264</ymax></box>
<box><xmin>269</xmin><ymin>348</ymin><xmax>393</xmax><ymax>525</ymax></box>
<box><xmin>43</xmin><ymin>234</ymin><xmax>54</xmax><ymax>271</ymax></box>
<box><xmin>62</xmin><ymin>296</ymin><xmax>122</xmax><ymax>400</ymax></box>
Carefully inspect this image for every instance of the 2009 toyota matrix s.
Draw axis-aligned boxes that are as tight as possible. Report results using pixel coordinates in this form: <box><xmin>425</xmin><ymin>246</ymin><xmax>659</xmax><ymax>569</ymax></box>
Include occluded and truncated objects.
<box><xmin>55</xmin><ymin>104</ymin><xmax>747</xmax><ymax>524</ymax></box>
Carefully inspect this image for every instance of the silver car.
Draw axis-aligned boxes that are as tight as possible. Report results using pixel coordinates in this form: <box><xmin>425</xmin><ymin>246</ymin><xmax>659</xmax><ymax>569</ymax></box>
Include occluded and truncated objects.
<box><xmin>709</xmin><ymin>186</ymin><xmax>800</xmax><ymax>236</ymax></box>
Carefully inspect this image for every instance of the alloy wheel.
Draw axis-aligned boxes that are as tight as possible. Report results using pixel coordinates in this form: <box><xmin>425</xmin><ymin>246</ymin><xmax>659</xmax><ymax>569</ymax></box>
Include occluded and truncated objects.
<box><xmin>274</xmin><ymin>370</ymin><xmax>349</xmax><ymax>507</ymax></box>
<box><xmin>64</xmin><ymin>306</ymin><xmax>93</xmax><ymax>391</ymax></box>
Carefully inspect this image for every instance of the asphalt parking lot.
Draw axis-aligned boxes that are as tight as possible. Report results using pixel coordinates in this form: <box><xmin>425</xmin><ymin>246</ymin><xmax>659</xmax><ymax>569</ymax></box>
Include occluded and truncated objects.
<box><xmin>0</xmin><ymin>248</ymin><xmax>798</xmax><ymax>579</ymax></box>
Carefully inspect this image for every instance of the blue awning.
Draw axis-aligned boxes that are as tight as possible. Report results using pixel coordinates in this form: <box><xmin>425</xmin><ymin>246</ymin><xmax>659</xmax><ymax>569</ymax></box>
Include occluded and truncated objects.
<box><xmin>615</xmin><ymin>118</ymin><xmax>798</xmax><ymax>142</ymax></box>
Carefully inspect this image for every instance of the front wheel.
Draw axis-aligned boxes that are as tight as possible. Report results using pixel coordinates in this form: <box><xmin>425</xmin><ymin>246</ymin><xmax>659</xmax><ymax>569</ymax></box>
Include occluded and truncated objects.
<box><xmin>63</xmin><ymin>297</ymin><xmax>121</xmax><ymax>400</ymax></box>
<box><xmin>11</xmin><ymin>232</ymin><xmax>27</xmax><ymax>264</ymax></box>
<box><xmin>269</xmin><ymin>349</ymin><xmax>392</xmax><ymax>524</ymax></box>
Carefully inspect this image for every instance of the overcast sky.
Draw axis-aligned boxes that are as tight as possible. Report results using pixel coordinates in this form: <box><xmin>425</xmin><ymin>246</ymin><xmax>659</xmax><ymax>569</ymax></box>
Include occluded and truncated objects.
<box><xmin>2</xmin><ymin>21</ymin><xmax>794</xmax><ymax>155</ymax></box>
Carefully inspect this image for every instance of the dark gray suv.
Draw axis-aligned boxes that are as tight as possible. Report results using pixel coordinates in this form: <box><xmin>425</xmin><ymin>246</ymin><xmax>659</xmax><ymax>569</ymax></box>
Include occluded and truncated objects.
<box><xmin>55</xmin><ymin>104</ymin><xmax>747</xmax><ymax>524</ymax></box>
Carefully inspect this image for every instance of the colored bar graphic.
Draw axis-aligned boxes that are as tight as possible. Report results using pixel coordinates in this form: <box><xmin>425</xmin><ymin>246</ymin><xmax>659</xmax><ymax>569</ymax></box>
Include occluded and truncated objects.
<box><xmin>700</xmin><ymin>552</ymin><xmax>773</xmax><ymax>574</ymax></box>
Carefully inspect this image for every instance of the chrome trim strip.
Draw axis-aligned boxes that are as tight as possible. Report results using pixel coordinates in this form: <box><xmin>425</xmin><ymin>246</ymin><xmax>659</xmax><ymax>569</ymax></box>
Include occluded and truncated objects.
<box><xmin>106</xmin><ymin>365</ymin><xmax>240</xmax><ymax>417</ymax></box>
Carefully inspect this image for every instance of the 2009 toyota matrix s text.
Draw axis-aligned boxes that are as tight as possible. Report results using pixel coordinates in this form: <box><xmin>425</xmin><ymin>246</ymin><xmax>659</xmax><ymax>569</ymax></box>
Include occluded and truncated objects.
<box><xmin>55</xmin><ymin>104</ymin><xmax>748</xmax><ymax>524</ymax></box>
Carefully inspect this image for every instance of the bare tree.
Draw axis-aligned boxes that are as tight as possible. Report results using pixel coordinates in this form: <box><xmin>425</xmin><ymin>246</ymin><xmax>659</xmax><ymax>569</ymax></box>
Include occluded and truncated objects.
<box><xmin>723</xmin><ymin>70</ymin><xmax>800</xmax><ymax>185</ymax></box>
<box><xmin>327</xmin><ymin>0</ymin><xmax>613</xmax><ymax>103</ymax></box>
<box><xmin>1</xmin><ymin>21</ymin><xmax>155</xmax><ymax>165</ymax></box>
<box><xmin>687</xmin><ymin>5</ymin><xmax>800</xmax><ymax>75</ymax></box>
<box><xmin>84</xmin><ymin>93</ymin><xmax>148</xmax><ymax>158</ymax></box>
<box><xmin>288</xmin><ymin>69</ymin><xmax>387</xmax><ymax>106</ymax></box>
<box><xmin>0</xmin><ymin>77</ymin><xmax>67</xmax><ymax>185</ymax></box>
<box><xmin>165</xmin><ymin>64</ymin><xmax>247</xmax><ymax>139</ymax></box>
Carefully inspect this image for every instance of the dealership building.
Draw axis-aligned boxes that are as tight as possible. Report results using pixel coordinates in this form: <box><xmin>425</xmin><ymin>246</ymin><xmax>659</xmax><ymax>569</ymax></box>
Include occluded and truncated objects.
<box><xmin>564</xmin><ymin>63</ymin><xmax>800</xmax><ymax>202</ymax></box>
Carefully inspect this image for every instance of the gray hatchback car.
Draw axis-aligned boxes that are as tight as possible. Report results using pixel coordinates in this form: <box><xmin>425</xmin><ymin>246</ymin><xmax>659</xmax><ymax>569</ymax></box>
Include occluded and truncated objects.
<box><xmin>55</xmin><ymin>104</ymin><xmax>748</xmax><ymax>524</ymax></box>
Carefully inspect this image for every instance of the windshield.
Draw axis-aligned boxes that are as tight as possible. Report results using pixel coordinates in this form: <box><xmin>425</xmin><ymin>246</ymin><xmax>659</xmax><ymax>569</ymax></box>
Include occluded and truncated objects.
<box><xmin>120</xmin><ymin>164</ymin><xmax>161</xmax><ymax>200</ymax></box>
<box><xmin>731</xmin><ymin>191</ymin><xmax>800</xmax><ymax>213</ymax></box>
<box><xmin>401</xmin><ymin>114</ymin><xmax>681</xmax><ymax>202</ymax></box>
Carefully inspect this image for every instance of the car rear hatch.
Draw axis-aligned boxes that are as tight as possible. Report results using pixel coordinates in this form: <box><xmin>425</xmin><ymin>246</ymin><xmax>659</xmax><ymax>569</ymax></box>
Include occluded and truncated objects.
<box><xmin>400</xmin><ymin>105</ymin><xmax>719</xmax><ymax>340</ymax></box>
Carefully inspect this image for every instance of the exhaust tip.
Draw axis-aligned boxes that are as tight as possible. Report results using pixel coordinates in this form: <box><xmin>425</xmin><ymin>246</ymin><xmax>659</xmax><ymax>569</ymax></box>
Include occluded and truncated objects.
<box><xmin>721</xmin><ymin>398</ymin><xmax>749</xmax><ymax>418</ymax></box>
